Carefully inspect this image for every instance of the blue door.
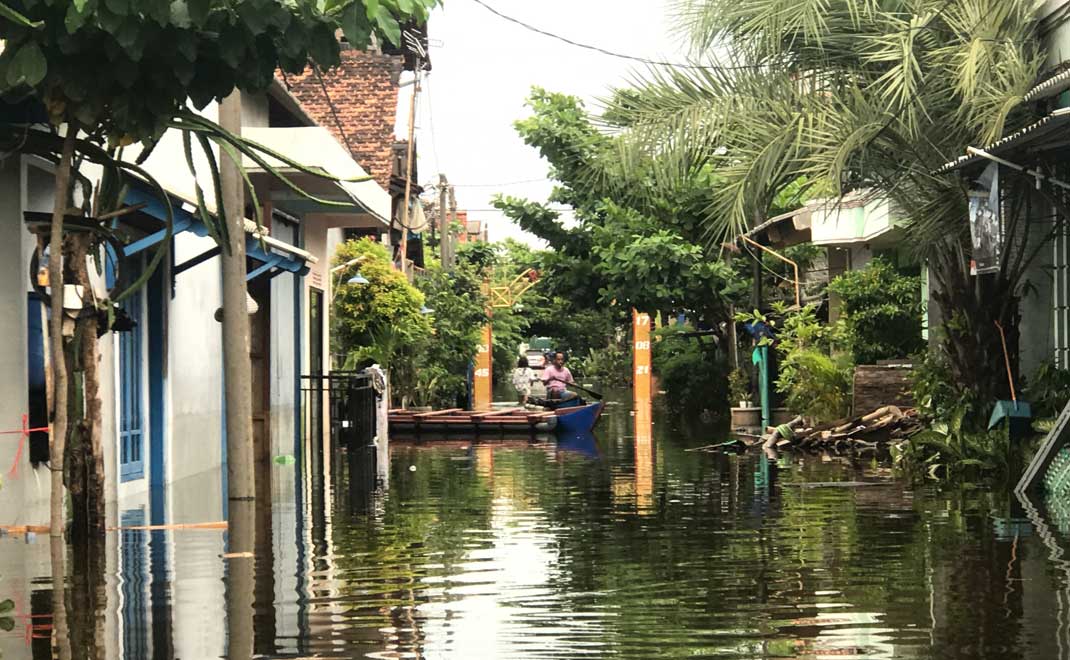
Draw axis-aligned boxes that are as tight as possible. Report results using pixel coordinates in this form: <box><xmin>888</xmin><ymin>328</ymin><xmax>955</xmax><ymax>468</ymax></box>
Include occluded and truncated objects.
<box><xmin>119</xmin><ymin>288</ymin><xmax>145</xmax><ymax>482</ymax></box>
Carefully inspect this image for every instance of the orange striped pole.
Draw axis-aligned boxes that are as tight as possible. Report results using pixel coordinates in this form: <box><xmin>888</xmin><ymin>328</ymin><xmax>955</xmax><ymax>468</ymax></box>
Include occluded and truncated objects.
<box><xmin>473</xmin><ymin>323</ymin><xmax>493</xmax><ymax>410</ymax></box>
<box><xmin>633</xmin><ymin>309</ymin><xmax>652</xmax><ymax>402</ymax></box>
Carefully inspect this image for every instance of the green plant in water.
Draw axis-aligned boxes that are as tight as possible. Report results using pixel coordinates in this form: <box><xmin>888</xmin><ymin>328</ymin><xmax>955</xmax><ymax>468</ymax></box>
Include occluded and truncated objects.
<box><xmin>892</xmin><ymin>407</ymin><xmax>1011</xmax><ymax>480</ymax></box>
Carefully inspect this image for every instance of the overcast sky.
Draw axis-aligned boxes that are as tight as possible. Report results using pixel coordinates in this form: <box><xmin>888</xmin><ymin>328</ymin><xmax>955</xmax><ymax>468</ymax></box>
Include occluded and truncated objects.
<box><xmin>399</xmin><ymin>0</ymin><xmax>687</xmax><ymax>246</ymax></box>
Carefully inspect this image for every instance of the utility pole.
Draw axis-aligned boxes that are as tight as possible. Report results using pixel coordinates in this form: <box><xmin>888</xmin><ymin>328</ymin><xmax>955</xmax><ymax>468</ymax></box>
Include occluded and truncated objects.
<box><xmin>219</xmin><ymin>90</ymin><xmax>255</xmax><ymax>660</ymax></box>
<box><xmin>446</xmin><ymin>183</ymin><xmax>458</xmax><ymax>269</ymax></box>
<box><xmin>399</xmin><ymin>66</ymin><xmax>420</xmax><ymax>277</ymax></box>
<box><xmin>438</xmin><ymin>174</ymin><xmax>450</xmax><ymax>268</ymax></box>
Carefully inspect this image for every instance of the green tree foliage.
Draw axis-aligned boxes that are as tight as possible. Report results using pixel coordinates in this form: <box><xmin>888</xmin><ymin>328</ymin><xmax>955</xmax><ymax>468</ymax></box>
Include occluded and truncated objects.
<box><xmin>828</xmin><ymin>258</ymin><xmax>925</xmax><ymax>364</ymax></box>
<box><xmin>334</xmin><ymin>240</ymin><xmax>497</xmax><ymax>408</ymax></box>
<box><xmin>612</xmin><ymin>0</ymin><xmax>1043</xmax><ymax>417</ymax></box>
<box><xmin>0</xmin><ymin>0</ymin><xmax>436</xmax><ymax>140</ymax></box>
<box><xmin>332</xmin><ymin>239</ymin><xmax>429</xmax><ymax>404</ymax></box>
<box><xmin>333</xmin><ymin>238</ymin><xmax>428</xmax><ymax>353</ymax></box>
<box><xmin>494</xmin><ymin>88</ymin><xmax>747</xmax><ymax>333</ymax></box>
<box><xmin>415</xmin><ymin>265</ymin><xmax>489</xmax><ymax>408</ymax></box>
<box><xmin>455</xmin><ymin>241</ymin><xmax>500</xmax><ymax>274</ymax></box>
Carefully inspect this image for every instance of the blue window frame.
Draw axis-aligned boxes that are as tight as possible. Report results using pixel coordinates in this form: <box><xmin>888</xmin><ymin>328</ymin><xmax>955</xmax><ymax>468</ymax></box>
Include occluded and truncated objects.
<box><xmin>119</xmin><ymin>285</ymin><xmax>145</xmax><ymax>482</ymax></box>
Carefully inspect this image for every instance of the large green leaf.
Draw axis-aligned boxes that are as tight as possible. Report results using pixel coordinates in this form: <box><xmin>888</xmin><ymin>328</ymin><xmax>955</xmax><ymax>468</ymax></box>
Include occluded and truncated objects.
<box><xmin>7</xmin><ymin>41</ymin><xmax>47</xmax><ymax>88</ymax></box>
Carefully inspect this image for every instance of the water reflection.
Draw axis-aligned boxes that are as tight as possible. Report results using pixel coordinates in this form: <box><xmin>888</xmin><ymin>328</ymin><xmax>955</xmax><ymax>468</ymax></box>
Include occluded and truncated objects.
<box><xmin>8</xmin><ymin>399</ymin><xmax>1070</xmax><ymax>658</ymax></box>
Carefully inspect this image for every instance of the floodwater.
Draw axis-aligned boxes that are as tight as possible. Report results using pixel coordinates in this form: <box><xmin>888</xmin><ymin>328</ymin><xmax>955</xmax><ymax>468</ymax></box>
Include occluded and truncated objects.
<box><xmin>4</xmin><ymin>397</ymin><xmax>1070</xmax><ymax>659</ymax></box>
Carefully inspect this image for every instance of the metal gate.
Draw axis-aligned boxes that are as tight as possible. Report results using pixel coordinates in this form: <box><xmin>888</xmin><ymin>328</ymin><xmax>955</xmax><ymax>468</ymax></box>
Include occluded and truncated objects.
<box><xmin>301</xmin><ymin>370</ymin><xmax>379</xmax><ymax>449</ymax></box>
<box><xmin>301</xmin><ymin>370</ymin><xmax>382</xmax><ymax>494</ymax></box>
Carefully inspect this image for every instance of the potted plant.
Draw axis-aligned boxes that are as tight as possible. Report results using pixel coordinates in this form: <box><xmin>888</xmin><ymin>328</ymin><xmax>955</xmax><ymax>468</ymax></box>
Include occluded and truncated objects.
<box><xmin>729</xmin><ymin>368</ymin><xmax>752</xmax><ymax>408</ymax></box>
<box><xmin>729</xmin><ymin>368</ymin><xmax>761</xmax><ymax>431</ymax></box>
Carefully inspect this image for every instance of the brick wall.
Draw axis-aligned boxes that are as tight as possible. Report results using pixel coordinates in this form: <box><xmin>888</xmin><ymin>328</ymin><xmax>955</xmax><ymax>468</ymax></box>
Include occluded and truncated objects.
<box><xmin>283</xmin><ymin>48</ymin><xmax>403</xmax><ymax>189</ymax></box>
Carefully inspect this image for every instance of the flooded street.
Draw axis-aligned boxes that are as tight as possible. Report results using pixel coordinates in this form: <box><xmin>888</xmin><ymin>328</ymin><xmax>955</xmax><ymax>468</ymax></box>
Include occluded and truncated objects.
<box><xmin>3</xmin><ymin>398</ymin><xmax>1070</xmax><ymax>659</ymax></box>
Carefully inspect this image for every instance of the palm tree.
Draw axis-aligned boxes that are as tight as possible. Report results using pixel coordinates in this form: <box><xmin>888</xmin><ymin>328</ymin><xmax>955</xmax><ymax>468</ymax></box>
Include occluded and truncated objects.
<box><xmin>610</xmin><ymin>0</ymin><xmax>1048</xmax><ymax>416</ymax></box>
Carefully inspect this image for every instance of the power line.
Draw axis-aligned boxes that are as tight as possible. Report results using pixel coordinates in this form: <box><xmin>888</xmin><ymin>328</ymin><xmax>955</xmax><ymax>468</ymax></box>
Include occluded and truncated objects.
<box><xmin>421</xmin><ymin>74</ymin><xmax>442</xmax><ymax>176</ymax></box>
<box><xmin>469</xmin><ymin>0</ymin><xmax>762</xmax><ymax>71</ymax></box>
<box><xmin>311</xmin><ymin>63</ymin><xmax>357</xmax><ymax>158</ymax></box>
<box><xmin>425</xmin><ymin>178</ymin><xmax>551</xmax><ymax>188</ymax></box>
<box><xmin>462</xmin><ymin>207</ymin><xmax>575</xmax><ymax>212</ymax></box>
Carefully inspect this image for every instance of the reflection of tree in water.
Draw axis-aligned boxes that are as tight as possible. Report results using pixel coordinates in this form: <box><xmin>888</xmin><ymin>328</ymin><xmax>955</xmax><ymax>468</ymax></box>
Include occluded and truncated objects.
<box><xmin>306</xmin><ymin>445</ymin><xmax>497</xmax><ymax>657</ymax></box>
<box><xmin>288</xmin><ymin>401</ymin><xmax>1070</xmax><ymax>658</ymax></box>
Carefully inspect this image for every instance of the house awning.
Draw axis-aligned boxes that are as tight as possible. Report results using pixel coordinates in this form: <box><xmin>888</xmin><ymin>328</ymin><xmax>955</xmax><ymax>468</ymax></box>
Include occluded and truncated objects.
<box><xmin>242</xmin><ymin>127</ymin><xmax>392</xmax><ymax>226</ymax></box>
<box><xmin>739</xmin><ymin>205</ymin><xmax>814</xmax><ymax>248</ymax></box>
<box><xmin>935</xmin><ymin>108</ymin><xmax>1070</xmax><ymax>176</ymax></box>
<box><xmin>122</xmin><ymin>182</ymin><xmax>316</xmax><ymax>282</ymax></box>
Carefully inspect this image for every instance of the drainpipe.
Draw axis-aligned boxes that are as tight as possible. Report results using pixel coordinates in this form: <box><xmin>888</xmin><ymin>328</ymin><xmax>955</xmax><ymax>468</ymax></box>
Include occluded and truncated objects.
<box><xmin>741</xmin><ymin>235</ymin><xmax>801</xmax><ymax>308</ymax></box>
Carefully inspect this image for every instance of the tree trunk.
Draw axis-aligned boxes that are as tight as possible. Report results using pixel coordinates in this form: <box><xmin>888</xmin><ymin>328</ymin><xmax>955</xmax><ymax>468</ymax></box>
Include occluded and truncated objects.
<box><xmin>67</xmin><ymin>231</ymin><xmax>104</xmax><ymax>543</ymax></box>
<box><xmin>219</xmin><ymin>90</ymin><xmax>257</xmax><ymax>660</ymax></box>
<box><xmin>49</xmin><ymin>125</ymin><xmax>77</xmax><ymax>537</ymax></box>
<box><xmin>928</xmin><ymin>240</ymin><xmax>1019</xmax><ymax>422</ymax></box>
<box><xmin>50</xmin><ymin>535</ymin><xmax>72</xmax><ymax>660</ymax></box>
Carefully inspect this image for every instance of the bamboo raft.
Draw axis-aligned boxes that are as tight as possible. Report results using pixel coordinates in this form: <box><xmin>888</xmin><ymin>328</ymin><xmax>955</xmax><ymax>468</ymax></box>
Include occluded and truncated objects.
<box><xmin>388</xmin><ymin>407</ymin><xmax>559</xmax><ymax>435</ymax></box>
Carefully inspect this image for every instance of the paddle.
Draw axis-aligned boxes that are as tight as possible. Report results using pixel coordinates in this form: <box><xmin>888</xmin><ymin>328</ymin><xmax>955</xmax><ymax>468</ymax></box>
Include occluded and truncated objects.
<box><xmin>546</xmin><ymin>377</ymin><xmax>604</xmax><ymax>401</ymax></box>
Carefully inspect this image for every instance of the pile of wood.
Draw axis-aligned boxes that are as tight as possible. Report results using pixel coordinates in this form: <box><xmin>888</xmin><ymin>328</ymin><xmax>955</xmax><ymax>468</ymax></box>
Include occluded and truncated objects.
<box><xmin>760</xmin><ymin>405</ymin><xmax>923</xmax><ymax>451</ymax></box>
<box><xmin>690</xmin><ymin>405</ymin><xmax>924</xmax><ymax>454</ymax></box>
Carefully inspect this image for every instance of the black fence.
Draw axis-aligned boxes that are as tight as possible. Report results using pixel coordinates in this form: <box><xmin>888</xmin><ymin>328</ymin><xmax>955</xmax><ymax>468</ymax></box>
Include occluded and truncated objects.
<box><xmin>301</xmin><ymin>370</ymin><xmax>381</xmax><ymax>495</ymax></box>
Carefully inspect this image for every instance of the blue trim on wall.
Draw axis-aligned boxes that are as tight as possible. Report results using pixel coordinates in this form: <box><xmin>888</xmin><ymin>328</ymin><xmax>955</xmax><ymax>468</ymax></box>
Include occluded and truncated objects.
<box><xmin>118</xmin><ymin>255</ymin><xmax>145</xmax><ymax>483</ymax></box>
<box><xmin>123</xmin><ymin>182</ymin><xmax>309</xmax><ymax>278</ymax></box>
<box><xmin>148</xmin><ymin>262</ymin><xmax>167</xmax><ymax>497</ymax></box>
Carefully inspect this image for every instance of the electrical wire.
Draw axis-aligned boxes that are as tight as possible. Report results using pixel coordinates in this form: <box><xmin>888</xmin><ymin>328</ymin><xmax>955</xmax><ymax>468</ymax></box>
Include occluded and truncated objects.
<box><xmin>421</xmin><ymin>74</ymin><xmax>442</xmax><ymax>176</ymax></box>
<box><xmin>312</xmin><ymin>63</ymin><xmax>357</xmax><ymax>157</ymax></box>
<box><xmin>423</xmin><ymin>178</ymin><xmax>551</xmax><ymax>189</ymax></box>
<box><xmin>468</xmin><ymin>0</ymin><xmax>763</xmax><ymax>71</ymax></box>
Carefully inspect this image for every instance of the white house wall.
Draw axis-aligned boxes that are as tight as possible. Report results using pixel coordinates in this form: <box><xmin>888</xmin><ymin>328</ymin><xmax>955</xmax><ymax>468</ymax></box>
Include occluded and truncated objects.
<box><xmin>168</xmin><ymin>231</ymin><xmax>225</xmax><ymax>502</ymax></box>
<box><xmin>0</xmin><ymin>156</ymin><xmax>36</xmax><ymax>527</ymax></box>
<box><xmin>270</xmin><ymin>217</ymin><xmax>299</xmax><ymax>460</ymax></box>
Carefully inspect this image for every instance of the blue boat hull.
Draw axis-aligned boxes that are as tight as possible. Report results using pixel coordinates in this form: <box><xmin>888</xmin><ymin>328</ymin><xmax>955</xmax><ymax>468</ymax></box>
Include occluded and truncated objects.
<box><xmin>554</xmin><ymin>402</ymin><xmax>604</xmax><ymax>434</ymax></box>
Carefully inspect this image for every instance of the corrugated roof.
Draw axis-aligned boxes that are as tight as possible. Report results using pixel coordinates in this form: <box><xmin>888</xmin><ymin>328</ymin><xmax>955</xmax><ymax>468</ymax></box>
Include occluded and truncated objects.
<box><xmin>935</xmin><ymin>108</ymin><xmax>1070</xmax><ymax>175</ymax></box>
<box><xmin>1025</xmin><ymin>68</ymin><xmax>1070</xmax><ymax>103</ymax></box>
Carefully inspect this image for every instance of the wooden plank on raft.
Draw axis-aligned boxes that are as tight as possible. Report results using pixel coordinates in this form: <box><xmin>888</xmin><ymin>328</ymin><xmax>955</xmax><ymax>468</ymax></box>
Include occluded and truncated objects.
<box><xmin>414</xmin><ymin>408</ymin><xmax>463</xmax><ymax>418</ymax></box>
<box><xmin>471</xmin><ymin>408</ymin><xmax>522</xmax><ymax>418</ymax></box>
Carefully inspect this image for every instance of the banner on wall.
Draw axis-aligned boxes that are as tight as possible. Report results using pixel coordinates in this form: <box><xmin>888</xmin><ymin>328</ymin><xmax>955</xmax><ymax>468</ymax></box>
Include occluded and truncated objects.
<box><xmin>968</xmin><ymin>162</ymin><xmax>1002</xmax><ymax>276</ymax></box>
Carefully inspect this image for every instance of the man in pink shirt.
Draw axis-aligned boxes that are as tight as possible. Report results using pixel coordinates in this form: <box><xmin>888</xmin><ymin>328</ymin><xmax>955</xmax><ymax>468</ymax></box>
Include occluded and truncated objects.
<box><xmin>542</xmin><ymin>352</ymin><xmax>576</xmax><ymax>400</ymax></box>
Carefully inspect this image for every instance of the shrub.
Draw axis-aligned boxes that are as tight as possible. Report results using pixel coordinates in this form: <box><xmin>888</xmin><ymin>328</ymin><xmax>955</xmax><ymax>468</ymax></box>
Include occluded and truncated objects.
<box><xmin>828</xmin><ymin>258</ymin><xmax>924</xmax><ymax>364</ymax></box>
<box><xmin>911</xmin><ymin>345</ymin><xmax>983</xmax><ymax>431</ymax></box>
<box><xmin>573</xmin><ymin>342</ymin><xmax>631</xmax><ymax>386</ymax></box>
<box><xmin>768</xmin><ymin>304</ymin><xmax>852</xmax><ymax>423</ymax></box>
<box><xmin>652</xmin><ymin>324</ymin><xmax>728</xmax><ymax>414</ymax></box>
<box><xmin>1025</xmin><ymin>361</ymin><xmax>1070</xmax><ymax>419</ymax></box>
<box><xmin>332</xmin><ymin>238</ymin><xmax>428</xmax><ymax>355</ymax></box>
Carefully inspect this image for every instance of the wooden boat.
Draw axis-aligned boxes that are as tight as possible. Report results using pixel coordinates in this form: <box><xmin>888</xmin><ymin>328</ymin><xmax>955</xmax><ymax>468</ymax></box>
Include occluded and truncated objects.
<box><xmin>553</xmin><ymin>402</ymin><xmax>604</xmax><ymax>434</ymax></box>
<box><xmin>389</xmin><ymin>407</ymin><xmax>558</xmax><ymax>435</ymax></box>
<box><xmin>389</xmin><ymin>401</ymin><xmax>604</xmax><ymax>436</ymax></box>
